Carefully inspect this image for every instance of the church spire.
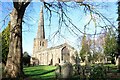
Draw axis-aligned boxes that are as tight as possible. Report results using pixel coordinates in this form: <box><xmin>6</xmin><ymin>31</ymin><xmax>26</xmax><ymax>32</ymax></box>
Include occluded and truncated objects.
<box><xmin>37</xmin><ymin>6</ymin><xmax>45</xmax><ymax>39</ymax></box>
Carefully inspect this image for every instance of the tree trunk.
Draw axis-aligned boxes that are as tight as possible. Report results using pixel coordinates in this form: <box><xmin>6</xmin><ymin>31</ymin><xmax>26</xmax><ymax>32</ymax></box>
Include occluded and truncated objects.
<box><xmin>117</xmin><ymin>1</ymin><xmax>120</xmax><ymax>72</ymax></box>
<box><xmin>3</xmin><ymin>2</ymin><xmax>30</xmax><ymax>78</ymax></box>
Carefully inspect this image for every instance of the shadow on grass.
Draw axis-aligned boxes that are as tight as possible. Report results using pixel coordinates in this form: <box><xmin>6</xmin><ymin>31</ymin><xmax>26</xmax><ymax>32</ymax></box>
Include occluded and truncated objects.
<box><xmin>24</xmin><ymin>64</ymin><xmax>120</xmax><ymax>80</ymax></box>
<box><xmin>25</xmin><ymin>69</ymin><xmax>56</xmax><ymax>77</ymax></box>
<box><xmin>23</xmin><ymin>65</ymin><xmax>57</xmax><ymax>80</ymax></box>
<box><xmin>24</xmin><ymin>69</ymin><xmax>44</xmax><ymax>73</ymax></box>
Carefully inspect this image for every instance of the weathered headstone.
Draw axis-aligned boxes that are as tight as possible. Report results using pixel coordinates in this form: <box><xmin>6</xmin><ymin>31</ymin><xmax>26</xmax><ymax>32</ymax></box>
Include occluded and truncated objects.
<box><xmin>118</xmin><ymin>56</ymin><xmax>120</xmax><ymax>71</ymax></box>
<box><xmin>61</xmin><ymin>62</ymin><xmax>73</xmax><ymax>79</ymax></box>
<box><xmin>85</xmin><ymin>53</ymin><xmax>89</xmax><ymax>66</ymax></box>
<box><xmin>55</xmin><ymin>62</ymin><xmax>73</xmax><ymax>80</ymax></box>
<box><xmin>55</xmin><ymin>64</ymin><xmax>61</xmax><ymax>79</ymax></box>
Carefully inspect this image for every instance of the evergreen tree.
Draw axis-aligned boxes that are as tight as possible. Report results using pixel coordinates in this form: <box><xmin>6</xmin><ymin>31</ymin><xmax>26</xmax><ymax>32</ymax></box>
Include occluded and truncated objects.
<box><xmin>80</xmin><ymin>34</ymin><xmax>91</xmax><ymax>62</ymax></box>
<box><xmin>1</xmin><ymin>22</ymin><xmax>10</xmax><ymax>65</ymax></box>
<box><xmin>104</xmin><ymin>29</ymin><xmax>117</xmax><ymax>64</ymax></box>
<box><xmin>23</xmin><ymin>52</ymin><xmax>31</xmax><ymax>67</ymax></box>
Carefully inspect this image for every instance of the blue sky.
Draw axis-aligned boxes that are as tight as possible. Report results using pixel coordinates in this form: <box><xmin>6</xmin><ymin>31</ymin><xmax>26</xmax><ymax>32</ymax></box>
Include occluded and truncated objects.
<box><xmin>1</xmin><ymin>1</ymin><xmax>118</xmax><ymax>55</ymax></box>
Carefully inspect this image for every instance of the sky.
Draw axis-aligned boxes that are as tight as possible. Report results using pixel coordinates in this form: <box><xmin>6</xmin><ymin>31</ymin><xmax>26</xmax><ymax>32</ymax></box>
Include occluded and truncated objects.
<box><xmin>1</xmin><ymin>1</ymin><xmax>118</xmax><ymax>56</ymax></box>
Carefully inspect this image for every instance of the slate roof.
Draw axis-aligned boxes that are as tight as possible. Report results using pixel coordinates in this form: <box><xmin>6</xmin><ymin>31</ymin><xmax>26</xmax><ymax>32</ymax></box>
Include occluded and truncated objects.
<box><xmin>36</xmin><ymin>43</ymin><xmax>75</xmax><ymax>53</ymax></box>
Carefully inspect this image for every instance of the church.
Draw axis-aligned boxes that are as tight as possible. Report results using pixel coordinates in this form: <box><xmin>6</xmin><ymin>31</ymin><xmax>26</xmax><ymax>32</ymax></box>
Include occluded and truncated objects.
<box><xmin>31</xmin><ymin>7</ymin><xmax>77</xmax><ymax>65</ymax></box>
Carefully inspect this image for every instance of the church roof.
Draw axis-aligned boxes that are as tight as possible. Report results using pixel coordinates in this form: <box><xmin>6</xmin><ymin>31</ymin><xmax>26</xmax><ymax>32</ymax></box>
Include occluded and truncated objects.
<box><xmin>49</xmin><ymin>43</ymin><xmax>75</xmax><ymax>50</ymax></box>
<box><xmin>36</xmin><ymin>43</ymin><xmax>75</xmax><ymax>53</ymax></box>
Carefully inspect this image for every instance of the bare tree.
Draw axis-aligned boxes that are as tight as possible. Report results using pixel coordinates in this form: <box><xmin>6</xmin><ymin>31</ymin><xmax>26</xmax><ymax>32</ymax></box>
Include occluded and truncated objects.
<box><xmin>3</xmin><ymin>0</ymin><xmax>31</xmax><ymax>78</ymax></box>
<box><xmin>1</xmin><ymin>0</ymin><xmax>117</xmax><ymax>79</ymax></box>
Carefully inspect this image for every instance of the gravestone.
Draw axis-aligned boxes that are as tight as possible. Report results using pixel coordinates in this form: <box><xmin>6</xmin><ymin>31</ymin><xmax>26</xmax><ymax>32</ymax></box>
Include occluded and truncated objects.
<box><xmin>55</xmin><ymin>62</ymin><xmax>73</xmax><ymax>80</ymax></box>
<box><xmin>117</xmin><ymin>56</ymin><xmax>120</xmax><ymax>71</ymax></box>
<box><xmin>85</xmin><ymin>53</ymin><xmax>89</xmax><ymax>66</ymax></box>
<box><xmin>55</xmin><ymin>64</ymin><xmax>61</xmax><ymax>79</ymax></box>
<box><xmin>61</xmin><ymin>62</ymin><xmax>73</xmax><ymax>79</ymax></box>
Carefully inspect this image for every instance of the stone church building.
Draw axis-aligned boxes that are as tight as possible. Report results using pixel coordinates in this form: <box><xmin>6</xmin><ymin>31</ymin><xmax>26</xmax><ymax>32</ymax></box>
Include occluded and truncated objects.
<box><xmin>31</xmin><ymin>7</ymin><xmax>77</xmax><ymax>65</ymax></box>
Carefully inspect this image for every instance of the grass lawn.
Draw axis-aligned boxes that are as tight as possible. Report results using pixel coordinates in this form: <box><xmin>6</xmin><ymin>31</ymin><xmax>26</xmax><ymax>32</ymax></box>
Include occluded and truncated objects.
<box><xmin>24</xmin><ymin>64</ymin><xmax>120</xmax><ymax>80</ymax></box>
<box><xmin>24</xmin><ymin>65</ymin><xmax>57</xmax><ymax>80</ymax></box>
<box><xmin>23</xmin><ymin>65</ymin><xmax>82</xmax><ymax>80</ymax></box>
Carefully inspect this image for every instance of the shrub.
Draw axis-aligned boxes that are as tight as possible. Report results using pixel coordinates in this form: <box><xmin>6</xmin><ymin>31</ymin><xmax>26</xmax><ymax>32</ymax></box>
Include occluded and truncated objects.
<box><xmin>90</xmin><ymin>64</ymin><xmax>106</xmax><ymax>80</ymax></box>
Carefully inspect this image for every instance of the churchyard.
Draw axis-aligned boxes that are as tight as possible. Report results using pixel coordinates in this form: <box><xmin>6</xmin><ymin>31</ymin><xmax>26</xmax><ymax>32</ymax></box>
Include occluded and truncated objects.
<box><xmin>24</xmin><ymin>63</ymin><xmax>120</xmax><ymax>80</ymax></box>
<box><xmin>1</xmin><ymin>1</ymin><xmax>120</xmax><ymax>80</ymax></box>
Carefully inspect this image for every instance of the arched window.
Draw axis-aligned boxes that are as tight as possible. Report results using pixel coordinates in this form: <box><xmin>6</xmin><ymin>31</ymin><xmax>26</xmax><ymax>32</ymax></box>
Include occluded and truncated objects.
<box><xmin>40</xmin><ymin>41</ymin><xmax>41</xmax><ymax>46</ymax></box>
<box><xmin>58</xmin><ymin>58</ymin><xmax>60</xmax><ymax>63</ymax></box>
<box><xmin>42</xmin><ymin>42</ymin><xmax>44</xmax><ymax>46</ymax></box>
<box><xmin>61</xmin><ymin>46</ymin><xmax>70</xmax><ymax>62</ymax></box>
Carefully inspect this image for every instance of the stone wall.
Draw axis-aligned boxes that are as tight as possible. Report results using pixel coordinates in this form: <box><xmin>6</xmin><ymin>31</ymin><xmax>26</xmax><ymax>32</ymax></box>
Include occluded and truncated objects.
<box><xmin>33</xmin><ymin>45</ymin><xmax>76</xmax><ymax>65</ymax></box>
<box><xmin>31</xmin><ymin>43</ymin><xmax>77</xmax><ymax>66</ymax></box>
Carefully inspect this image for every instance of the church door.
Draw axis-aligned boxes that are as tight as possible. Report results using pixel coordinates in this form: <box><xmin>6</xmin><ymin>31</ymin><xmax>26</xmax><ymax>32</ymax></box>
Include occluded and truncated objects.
<box><xmin>61</xmin><ymin>46</ymin><xmax>70</xmax><ymax>62</ymax></box>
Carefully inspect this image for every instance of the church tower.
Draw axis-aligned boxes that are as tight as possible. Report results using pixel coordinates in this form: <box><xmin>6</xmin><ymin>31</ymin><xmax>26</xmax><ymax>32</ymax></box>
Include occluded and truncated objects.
<box><xmin>33</xmin><ymin>7</ymin><xmax>47</xmax><ymax>57</ymax></box>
